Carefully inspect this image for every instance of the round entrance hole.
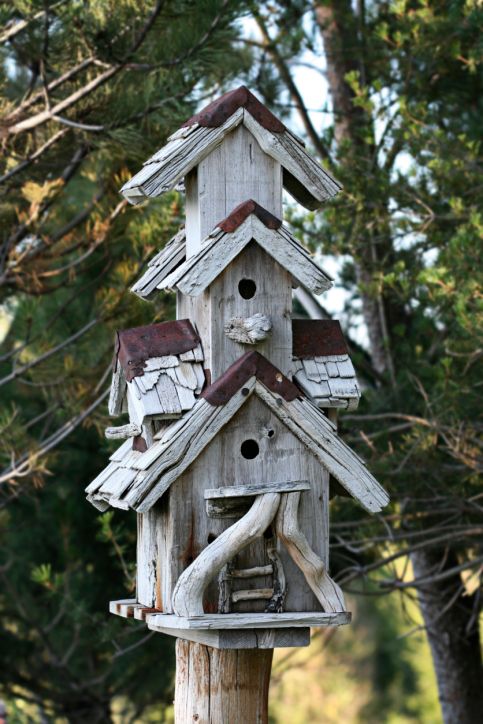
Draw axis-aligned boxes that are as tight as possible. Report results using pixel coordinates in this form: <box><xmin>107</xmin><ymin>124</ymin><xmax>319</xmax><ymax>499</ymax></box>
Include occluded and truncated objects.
<box><xmin>240</xmin><ymin>439</ymin><xmax>260</xmax><ymax>459</ymax></box>
<box><xmin>238</xmin><ymin>278</ymin><xmax>257</xmax><ymax>299</ymax></box>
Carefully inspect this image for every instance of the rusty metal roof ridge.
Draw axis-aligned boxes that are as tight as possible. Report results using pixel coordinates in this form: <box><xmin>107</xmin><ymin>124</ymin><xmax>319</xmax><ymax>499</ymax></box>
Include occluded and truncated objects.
<box><xmin>115</xmin><ymin>319</ymin><xmax>200</xmax><ymax>381</ymax></box>
<box><xmin>181</xmin><ymin>86</ymin><xmax>286</xmax><ymax>133</ymax></box>
<box><xmin>217</xmin><ymin>199</ymin><xmax>282</xmax><ymax>233</ymax></box>
<box><xmin>201</xmin><ymin>350</ymin><xmax>301</xmax><ymax>406</ymax></box>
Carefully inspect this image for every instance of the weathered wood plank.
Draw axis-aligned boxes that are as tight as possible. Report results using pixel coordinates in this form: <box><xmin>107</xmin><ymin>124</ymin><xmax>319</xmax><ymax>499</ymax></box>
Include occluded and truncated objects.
<box><xmin>161</xmin><ymin>214</ymin><xmax>331</xmax><ymax>297</ymax></box>
<box><xmin>275</xmin><ymin>491</ymin><xmax>346</xmax><ymax>613</ymax></box>
<box><xmin>147</xmin><ymin>611</ymin><xmax>351</xmax><ymax>630</ymax></box>
<box><xmin>171</xmin><ymin>493</ymin><xmax>281</xmax><ymax>617</ymax></box>
<box><xmin>204</xmin><ymin>481</ymin><xmax>310</xmax><ymax>499</ymax></box>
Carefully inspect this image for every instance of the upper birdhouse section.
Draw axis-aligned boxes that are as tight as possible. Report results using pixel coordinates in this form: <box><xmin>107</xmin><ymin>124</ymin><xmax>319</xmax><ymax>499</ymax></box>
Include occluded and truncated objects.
<box><xmin>120</xmin><ymin>87</ymin><xmax>341</xmax><ymax>249</ymax></box>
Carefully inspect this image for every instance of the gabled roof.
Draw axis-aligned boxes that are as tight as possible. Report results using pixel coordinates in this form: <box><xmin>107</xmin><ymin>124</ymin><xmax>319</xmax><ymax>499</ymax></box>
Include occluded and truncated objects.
<box><xmin>120</xmin><ymin>86</ymin><xmax>341</xmax><ymax>210</ymax></box>
<box><xmin>109</xmin><ymin>320</ymin><xmax>204</xmax><ymax>421</ymax></box>
<box><xmin>134</xmin><ymin>200</ymin><xmax>332</xmax><ymax>298</ymax></box>
<box><xmin>88</xmin><ymin>351</ymin><xmax>389</xmax><ymax>515</ymax></box>
<box><xmin>292</xmin><ymin>320</ymin><xmax>360</xmax><ymax>410</ymax></box>
<box><xmin>130</xmin><ymin>228</ymin><xmax>185</xmax><ymax>300</ymax></box>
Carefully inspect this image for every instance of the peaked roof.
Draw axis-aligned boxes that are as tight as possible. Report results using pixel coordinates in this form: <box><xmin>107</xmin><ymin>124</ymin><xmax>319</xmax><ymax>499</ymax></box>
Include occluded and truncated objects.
<box><xmin>108</xmin><ymin>320</ymin><xmax>202</xmax><ymax>416</ymax></box>
<box><xmin>181</xmin><ymin>86</ymin><xmax>285</xmax><ymax>132</ymax></box>
<box><xmin>115</xmin><ymin>319</ymin><xmax>200</xmax><ymax>380</ymax></box>
<box><xmin>292</xmin><ymin>320</ymin><xmax>360</xmax><ymax>410</ymax></box>
<box><xmin>130</xmin><ymin>228</ymin><xmax>186</xmax><ymax>300</ymax></box>
<box><xmin>87</xmin><ymin>351</ymin><xmax>389</xmax><ymax>515</ymax></box>
<box><xmin>137</xmin><ymin>200</ymin><xmax>332</xmax><ymax>297</ymax></box>
<box><xmin>120</xmin><ymin>86</ymin><xmax>341</xmax><ymax>210</ymax></box>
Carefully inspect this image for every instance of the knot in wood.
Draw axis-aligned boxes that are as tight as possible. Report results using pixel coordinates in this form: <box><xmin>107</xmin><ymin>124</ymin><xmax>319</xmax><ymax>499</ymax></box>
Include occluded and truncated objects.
<box><xmin>224</xmin><ymin>313</ymin><xmax>272</xmax><ymax>345</ymax></box>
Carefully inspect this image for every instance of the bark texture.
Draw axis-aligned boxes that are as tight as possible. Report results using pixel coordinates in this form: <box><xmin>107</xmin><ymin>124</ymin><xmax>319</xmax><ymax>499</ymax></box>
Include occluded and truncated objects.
<box><xmin>315</xmin><ymin>2</ymin><xmax>483</xmax><ymax>721</ymax></box>
<box><xmin>315</xmin><ymin>0</ymin><xmax>395</xmax><ymax>381</ymax></box>
<box><xmin>175</xmin><ymin>639</ymin><xmax>273</xmax><ymax>723</ymax></box>
<box><xmin>412</xmin><ymin>549</ymin><xmax>483</xmax><ymax>724</ymax></box>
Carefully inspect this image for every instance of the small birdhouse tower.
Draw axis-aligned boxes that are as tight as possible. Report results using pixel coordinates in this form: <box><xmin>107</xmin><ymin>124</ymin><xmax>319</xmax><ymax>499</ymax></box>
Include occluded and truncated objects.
<box><xmin>86</xmin><ymin>87</ymin><xmax>389</xmax><ymax>707</ymax></box>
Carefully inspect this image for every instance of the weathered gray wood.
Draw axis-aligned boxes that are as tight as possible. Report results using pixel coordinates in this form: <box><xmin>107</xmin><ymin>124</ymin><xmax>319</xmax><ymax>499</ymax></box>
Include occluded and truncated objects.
<box><xmin>147</xmin><ymin>611</ymin><xmax>351</xmax><ymax>630</ymax></box>
<box><xmin>174</xmin><ymin>640</ymin><xmax>273</xmax><ymax>724</ymax></box>
<box><xmin>88</xmin><ymin>373</ymin><xmax>388</xmax><ymax>516</ymax></box>
<box><xmin>275</xmin><ymin>491</ymin><xmax>346</xmax><ymax>613</ymax></box>
<box><xmin>254</xmin><ymin>382</ymin><xmax>390</xmax><ymax>512</ymax></box>
<box><xmin>293</xmin><ymin>352</ymin><xmax>361</xmax><ymax>410</ymax></box>
<box><xmin>204</xmin><ymin>481</ymin><xmax>310</xmax><ymax>499</ymax></box>
<box><xmin>231</xmin><ymin>588</ymin><xmax>273</xmax><ymax>603</ymax></box>
<box><xmin>188</xmin><ymin>124</ymin><xmax>283</xmax><ymax>256</ymax></box>
<box><xmin>108</xmin><ymin>364</ymin><xmax>126</xmax><ymax>416</ymax></box>
<box><xmin>120</xmin><ymin>107</ymin><xmax>341</xmax><ymax>210</ymax></box>
<box><xmin>145</xmin><ymin>394</ymin><xmax>329</xmax><ymax>617</ymax></box>
<box><xmin>131</xmin><ymin>228</ymin><xmax>186</xmax><ymax>299</ymax></box>
<box><xmin>109</xmin><ymin>598</ymin><xmax>137</xmax><ymax>617</ymax></box>
<box><xmin>224</xmin><ymin>313</ymin><xmax>272</xmax><ymax>345</ymax></box>
<box><xmin>161</xmin><ymin>214</ymin><xmax>332</xmax><ymax>297</ymax></box>
<box><xmin>178</xmin><ymin>243</ymin><xmax>294</xmax><ymax>379</ymax></box>
<box><xmin>109</xmin><ymin>598</ymin><xmax>310</xmax><ymax>648</ymax></box>
<box><xmin>172</xmin><ymin>493</ymin><xmax>281</xmax><ymax>617</ymax></box>
<box><xmin>137</xmin><ymin>509</ymin><xmax>160</xmax><ymax>609</ymax></box>
<box><xmin>154</xmin><ymin>627</ymin><xmax>310</xmax><ymax>649</ymax></box>
<box><xmin>105</xmin><ymin>423</ymin><xmax>142</xmax><ymax>440</ymax></box>
<box><xmin>230</xmin><ymin>565</ymin><xmax>273</xmax><ymax>578</ymax></box>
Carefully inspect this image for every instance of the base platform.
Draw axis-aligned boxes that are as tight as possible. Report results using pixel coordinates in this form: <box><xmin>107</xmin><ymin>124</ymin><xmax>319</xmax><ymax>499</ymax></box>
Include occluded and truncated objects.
<box><xmin>109</xmin><ymin>599</ymin><xmax>351</xmax><ymax>650</ymax></box>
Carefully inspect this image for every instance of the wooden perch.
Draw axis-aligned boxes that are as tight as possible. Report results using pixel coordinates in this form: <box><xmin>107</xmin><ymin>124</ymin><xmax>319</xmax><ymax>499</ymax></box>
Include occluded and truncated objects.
<box><xmin>172</xmin><ymin>493</ymin><xmax>281</xmax><ymax>617</ymax></box>
<box><xmin>104</xmin><ymin>423</ymin><xmax>142</xmax><ymax>440</ymax></box>
<box><xmin>275</xmin><ymin>491</ymin><xmax>346</xmax><ymax>613</ymax></box>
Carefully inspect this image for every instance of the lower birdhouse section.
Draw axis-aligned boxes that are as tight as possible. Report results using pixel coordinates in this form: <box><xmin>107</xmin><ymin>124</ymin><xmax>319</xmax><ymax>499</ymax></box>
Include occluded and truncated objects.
<box><xmin>109</xmin><ymin>395</ymin><xmax>351</xmax><ymax>649</ymax></box>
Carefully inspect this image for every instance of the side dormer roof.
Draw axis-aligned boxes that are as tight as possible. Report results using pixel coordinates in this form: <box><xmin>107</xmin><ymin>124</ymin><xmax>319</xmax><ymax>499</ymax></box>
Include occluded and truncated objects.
<box><xmin>120</xmin><ymin>86</ymin><xmax>341</xmax><ymax>210</ymax></box>
<box><xmin>132</xmin><ymin>200</ymin><xmax>332</xmax><ymax>299</ymax></box>
<box><xmin>292</xmin><ymin>320</ymin><xmax>361</xmax><ymax>410</ymax></box>
<box><xmin>109</xmin><ymin>320</ymin><xmax>204</xmax><ymax>424</ymax></box>
<box><xmin>87</xmin><ymin>351</ymin><xmax>389</xmax><ymax>515</ymax></box>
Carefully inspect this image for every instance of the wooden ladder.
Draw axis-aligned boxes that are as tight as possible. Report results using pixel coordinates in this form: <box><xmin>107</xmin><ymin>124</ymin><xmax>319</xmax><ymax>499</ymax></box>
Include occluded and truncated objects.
<box><xmin>218</xmin><ymin>536</ymin><xmax>286</xmax><ymax>613</ymax></box>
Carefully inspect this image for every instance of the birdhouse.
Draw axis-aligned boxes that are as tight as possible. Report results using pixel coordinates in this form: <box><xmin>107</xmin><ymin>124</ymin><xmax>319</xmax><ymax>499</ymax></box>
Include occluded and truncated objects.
<box><xmin>86</xmin><ymin>87</ymin><xmax>389</xmax><ymax>650</ymax></box>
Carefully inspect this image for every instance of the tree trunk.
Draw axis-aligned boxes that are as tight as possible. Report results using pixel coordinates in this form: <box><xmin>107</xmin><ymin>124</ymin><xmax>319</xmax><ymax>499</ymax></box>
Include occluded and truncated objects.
<box><xmin>315</xmin><ymin>0</ymin><xmax>395</xmax><ymax>381</ymax></box>
<box><xmin>314</xmin><ymin>3</ymin><xmax>483</xmax><ymax>722</ymax></box>
<box><xmin>174</xmin><ymin>639</ymin><xmax>273</xmax><ymax>723</ymax></box>
<box><xmin>411</xmin><ymin>549</ymin><xmax>483</xmax><ymax>724</ymax></box>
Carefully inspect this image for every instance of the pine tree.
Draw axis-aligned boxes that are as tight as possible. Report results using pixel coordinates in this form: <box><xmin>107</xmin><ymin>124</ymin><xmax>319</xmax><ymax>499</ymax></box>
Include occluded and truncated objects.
<box><xmin>244</xmin><ymin>2</ymin><xmax>482</xmax><ymax>722</ymax></box>
<box><xmin>0</xmin><ymin>1</ymin><xmax>248</xmax><ymax>720</ymax></box>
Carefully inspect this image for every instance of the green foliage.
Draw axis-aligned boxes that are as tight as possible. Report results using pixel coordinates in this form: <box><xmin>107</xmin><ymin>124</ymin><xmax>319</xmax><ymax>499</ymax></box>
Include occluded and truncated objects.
<box><xmin>0</xmin><ymin>1</ymin><xmax>248</xmax><ymax>720</ymax></box>
<box><xmin>1</xmin><ymin>0</ymin><xmax>481</xmax><ymax>720</ymax></box>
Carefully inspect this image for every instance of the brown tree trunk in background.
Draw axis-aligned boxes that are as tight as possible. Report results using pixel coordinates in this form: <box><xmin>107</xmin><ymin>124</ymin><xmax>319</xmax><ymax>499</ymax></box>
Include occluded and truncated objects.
<box><xmin>411</xmin><ymin>549</ymin><xmax>483</xmax><ymax>724</ymax></box>
<box><xmin>314</xmin><ymin>2</ymin><xmax>483</xmax><ymax>722</ymax></box>
<box><xmin>315</xmin><ymin>0</ymin><xmax>395</xmax><ymax>381</ymax></box>
<box><xmin>174</xmin><ymin>640</ymin><xmax>273</xmax><ymax>723</ymax></box>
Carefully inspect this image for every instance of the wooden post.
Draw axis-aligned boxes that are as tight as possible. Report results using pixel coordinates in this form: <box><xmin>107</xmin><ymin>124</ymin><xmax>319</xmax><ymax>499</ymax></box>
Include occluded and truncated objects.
<box><xmin>175</xmin><ymin>640</ymin><xmax>273</xmax><ymax>724</ymax></box>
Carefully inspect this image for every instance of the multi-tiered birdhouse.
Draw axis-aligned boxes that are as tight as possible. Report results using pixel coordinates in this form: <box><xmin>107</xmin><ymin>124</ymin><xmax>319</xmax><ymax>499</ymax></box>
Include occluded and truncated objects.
<box><xmin>86</xmin><ymin>87</ymin><xmax>389</xmax><ymax>650</ymax></box>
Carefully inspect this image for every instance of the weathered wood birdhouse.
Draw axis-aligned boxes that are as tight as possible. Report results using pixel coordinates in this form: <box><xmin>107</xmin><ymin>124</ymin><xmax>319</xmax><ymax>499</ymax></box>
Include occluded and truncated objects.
<box><xmin>86</xmin><ymin>87</ymin><xmax>389</xmax><ymax>651</ymax></box>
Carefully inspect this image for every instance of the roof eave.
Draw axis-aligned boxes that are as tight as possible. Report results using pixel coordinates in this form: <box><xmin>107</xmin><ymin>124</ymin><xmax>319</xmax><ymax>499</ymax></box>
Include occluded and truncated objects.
<box><xmin>120</xmin><ymin>108</ymin><xmax>342</xmax><ymax>210</ymax></box>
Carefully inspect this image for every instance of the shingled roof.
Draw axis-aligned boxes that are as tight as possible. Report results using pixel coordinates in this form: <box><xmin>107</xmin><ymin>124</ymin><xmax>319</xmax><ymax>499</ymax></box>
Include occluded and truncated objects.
<box><xmin>108</xmin><ymin>320</ymin><xmax>205</xmax><ymax>424</ymax></box>
<box><xmin>292</xmin><ymin>320</ymin><xmax>361</xmax><ymax>410</ymax></box>
<box><xmin>132</xmin><ymin>200</ymin><xmax>332</xmax><ymax>299</ymax></box>
<box><xmin>120</xmin><ymin>86</ymin><xmax>341</xmax><ymax>210</ymax></box>
<box><xmin>87</xmin><ymin>351</ymin><xmax>388</xmax><ymax>515</ymax></box>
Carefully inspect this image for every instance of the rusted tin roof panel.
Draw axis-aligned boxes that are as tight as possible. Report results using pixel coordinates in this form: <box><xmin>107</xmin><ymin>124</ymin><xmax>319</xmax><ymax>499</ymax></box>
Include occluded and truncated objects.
<box><xmin>201</xmin><ymin>351</ymin><xmax>300</xmax><ymax>406</ymax></box>
<box><xmin>292</xmin><ymin>320</ymin><xmax>348</xmax><ymax>359</ymax></box>
<box><xmin>217</xmin><ymin>199</ymin><xmax>282</xmax><ymax>233</ymax></box>
<box><xmin>182</xmin><ymin>86</ymin><xmax>285</xmax><ymax>133</ymax></box>
<box><xmin>116</xmin><ymin>319</ymin><xmax>200</xmax><ymax>381</ymax></box>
